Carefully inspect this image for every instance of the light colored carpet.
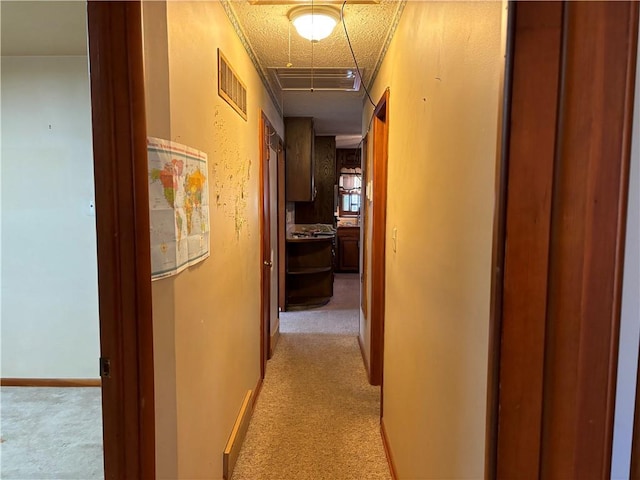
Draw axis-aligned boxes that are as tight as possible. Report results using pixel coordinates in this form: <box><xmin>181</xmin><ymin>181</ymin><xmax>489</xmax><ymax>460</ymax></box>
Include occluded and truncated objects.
<box><xmin>232</xmin><ymin>274</ymin><xmax>391</xmax><ymax>480</ymax></box>
<box><xmin>0</xmin><ymin>387</ymin><xmax>103</xmax><ymax>479</ymax></box>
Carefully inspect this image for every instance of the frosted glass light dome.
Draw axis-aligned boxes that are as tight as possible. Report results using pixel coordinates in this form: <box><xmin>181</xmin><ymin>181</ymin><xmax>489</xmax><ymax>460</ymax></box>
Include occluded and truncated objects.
<box><xmin>289</xmin><ymin>6</ymin><xmax>341</xmax><ymax>42</ymax></box>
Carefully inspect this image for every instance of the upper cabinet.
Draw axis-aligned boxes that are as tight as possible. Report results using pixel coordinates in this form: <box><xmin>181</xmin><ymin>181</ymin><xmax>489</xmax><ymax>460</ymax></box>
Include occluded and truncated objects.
<box><xmin>336</xmin><ymin>148</ymin><xmax>361</xmax><ymax>171</ymax></box>
<box><xmin>285</xmin><ymin>117</ymin><xmax>315</xmax><ymax>202</ymax></box>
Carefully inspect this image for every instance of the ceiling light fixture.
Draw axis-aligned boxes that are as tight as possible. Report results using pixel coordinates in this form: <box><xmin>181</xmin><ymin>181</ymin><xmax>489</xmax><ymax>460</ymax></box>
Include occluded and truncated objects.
<box><xmin>288</xmin><ymin>6</ymin><xmax>341</xmax><ymax>42</ymax></box>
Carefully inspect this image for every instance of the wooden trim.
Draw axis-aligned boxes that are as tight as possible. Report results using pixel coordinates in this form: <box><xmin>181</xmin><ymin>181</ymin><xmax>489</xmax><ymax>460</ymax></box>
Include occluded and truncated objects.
<box><xmin>0</xmin><ymin>378</ymin><xmax>101</xmax><ymax>387</ymax></box>
<box><xmin>252</xmin><ymin>377</ymin><xmax>264</xmax><ymax>410</ymax></box>
<box><xmin>485</xmin><ymin>2</ymin><xmax>514</xmax><ymax>478</ymax></box>
<box><xmin>87</xmin><ymin>2</ymin><xmax>155</xmax><ymax>479</ymax></box>
<box><xmin>259</xmin><ymin>112</ymin><xmax>269</xmax><ymax>379</ymax></box>
<box><xmin>221</xmin><ymin>374</ymin><xmax>263</xmax><ymax>480</ymax></box>
<box><xmin>223</xmin><ymin>390</ymin><xmax>253</xmax><ymax>480</ymax></box>
<box><xmin>361</xmin><ymin>134</ymin><xmax>369</xmax><ymax>321</ymax></box>
<box><xmin>493</xmin><ymin>2</ymin><xmax>639</xmax><ymax>478</ymax></box>
<box><xmin>260</xmin><ymin>112</ymin><xmax>282</xmax><ymax>374</ymax></box>
<box><xmin>540</xmin><ymin>3</ymin><xmax>638</xmax><ymax>477</ymax></box>
<box><xmin>494</xmin><ymin>3</ymin><xmax>564</xmax><ymax>478</ymax></box>
<box><xmin>380</xmin><ymin>418</ymin><xmax>398</xmax><ymax>480</ymax></box>
<box><xmin>278</xmin><ymin>139</ymin><xmax>286</xmax><ymax>311</ymax></box>
<box><xmin>370</xmin><ymin>89</ymin><xmax>389</xmax><ymax>390</ymax></box>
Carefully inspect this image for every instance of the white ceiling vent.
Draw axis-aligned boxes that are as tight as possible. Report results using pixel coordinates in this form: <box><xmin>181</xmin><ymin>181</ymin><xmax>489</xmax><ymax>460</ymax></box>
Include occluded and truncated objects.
<box><xmin>269</xmin><ymin>68</ymin><xmax>362</xmax><ymax>91</ymax></box>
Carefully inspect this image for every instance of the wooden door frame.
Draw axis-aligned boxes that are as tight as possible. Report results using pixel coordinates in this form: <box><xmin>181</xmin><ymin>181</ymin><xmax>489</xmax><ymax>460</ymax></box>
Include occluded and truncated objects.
<box><xmin>370</xmin><ymin>90</ymin><xmax>389</xmax><ymax>389</ymax></box>
<box><xmin>87</xmin><ymin>2</ymin><xmax>155</xmax><ymax>478</ymax></box>
<box><xmin>260</xmin><ymin>112</ymin><xmax>271</xmax><ymax>378</ymax></box>
<box><xmin>260</xmin><ymin>112</ymin><xmax>282</xmax><ymax>375</ymax></box>
<box><xmin>361</xmin><ymin>134</ymin><xmax>369</xmax><ymax>322</ymax></box>
<box><xmin>278</xmin><ymin>138</ymin><xmax>286</xmax><ymax>313</ymax></box>
<box><xmin>488</xmin><ymin>2</ymin><xmax>639</xmax><ymax>477</ymax></box>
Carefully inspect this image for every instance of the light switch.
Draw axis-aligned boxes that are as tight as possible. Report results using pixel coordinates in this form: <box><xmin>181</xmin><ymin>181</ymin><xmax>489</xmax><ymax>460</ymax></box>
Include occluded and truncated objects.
<box><xmin>392</xmin><ymin>226</ymin><xmax>398</xmax><ymax>253</ymax></box>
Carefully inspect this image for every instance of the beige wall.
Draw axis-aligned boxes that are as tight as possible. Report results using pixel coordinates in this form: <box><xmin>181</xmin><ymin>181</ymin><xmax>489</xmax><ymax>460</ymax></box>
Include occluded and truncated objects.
<box><xmin>1</xmin><ymin>55</ymin><xmax>100</xmax><ymax>379</ymax></box>
<box><xmin>363</xmin><ymin>2</ymin><xmax>506</xmax><ymax>477</ymax></box>
<box><xmin>142</xmin><ymin>2</ymin><xmax>283</xmax><ymax>478</ymax></box>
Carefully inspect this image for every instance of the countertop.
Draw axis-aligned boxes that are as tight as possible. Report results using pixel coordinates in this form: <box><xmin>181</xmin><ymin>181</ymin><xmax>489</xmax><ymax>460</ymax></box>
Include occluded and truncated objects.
<box><xmin>287</xmin><ymin>223</ymin><xmax>336</xmax><ymax>241</ymax></box>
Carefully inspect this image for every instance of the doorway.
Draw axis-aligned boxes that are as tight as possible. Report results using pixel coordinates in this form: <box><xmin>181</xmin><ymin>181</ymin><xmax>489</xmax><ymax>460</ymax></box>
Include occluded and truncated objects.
<box><xmin>368</xmin><ymin>90</ymin><xmax>389</xmax><ymax>389</ymax></box>
<box><xmin>1</xmin><ymin>2</ymin><xmax>105</xmax><ymax>478</ymax></box>
<box><xmin>260</xmin><ymin>112</ymin><xmax>282</xmax><ymax>376</ymax></box>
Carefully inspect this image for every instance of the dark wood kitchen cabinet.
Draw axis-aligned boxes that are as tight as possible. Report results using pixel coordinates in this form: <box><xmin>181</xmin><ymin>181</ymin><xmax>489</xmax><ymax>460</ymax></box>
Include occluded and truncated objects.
<box><xmin>285</xmin><ymin>117</ymin><xmax>315</xmax><ymax>201</ymax></box>
<box><xmin>336</xmin><ymin>148</ymin><xmax>361</xmax><ymax>173</ymax></box>
<box><xmin>336</xmin><ymin>226</ymin><xmax>360</xmax><ymax>272</ymax></box>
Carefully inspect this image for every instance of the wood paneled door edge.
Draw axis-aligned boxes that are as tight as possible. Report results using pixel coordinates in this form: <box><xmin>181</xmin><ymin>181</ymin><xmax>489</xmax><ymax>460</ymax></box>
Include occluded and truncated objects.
<box><xmin>87</xmin><ymin>2</ymin><xmax>155</xmax><ymax>479</ymax></box>
<box><xmin>484</xmin><ymin>2</ymin><xmax>515</xmax><ymax>478</ymax></box>
<box><xmin>539</xmin><ymin>3</ymin><xmax>638</xmax><ymax>477</ymax></box>
<box><xmin>259</xmin><ymin>111</ymin><xmax>282</xmax><ymax>377</ymax></box>
<box><xmin>370</xmin><ymin>89</ymin><xmax>389</xmax><ymax>391</ymax></box>
<box><xmin>489</xmin><ymin>2</ymin><xmax>640</xmax><ymax>478</ymax></box>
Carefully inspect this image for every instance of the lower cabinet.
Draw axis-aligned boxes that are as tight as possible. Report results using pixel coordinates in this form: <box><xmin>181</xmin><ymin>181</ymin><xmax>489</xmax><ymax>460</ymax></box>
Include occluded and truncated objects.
<box><xmin>336</xmin><ymin>226</ymin><xmax>360</xmax><ymax>273</ymax></box>
<box><xmin>286</xmin><ymin>236</ymin><xmax>334</xmax><ymax>309</ymax></box>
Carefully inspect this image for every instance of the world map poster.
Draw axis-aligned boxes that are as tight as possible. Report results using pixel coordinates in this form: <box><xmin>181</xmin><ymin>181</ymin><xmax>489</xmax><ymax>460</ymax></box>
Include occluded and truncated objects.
<box><xmin>147</xmin><ymin>137</ymin><xmax>210</xmax><ymax>280</ymax></box>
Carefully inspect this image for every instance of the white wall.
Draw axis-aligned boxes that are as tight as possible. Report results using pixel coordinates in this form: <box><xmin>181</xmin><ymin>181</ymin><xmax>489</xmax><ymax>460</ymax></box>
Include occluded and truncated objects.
<box><xmin>1</xmin><ymin>56</ymin><xmax>100</xmax><ymax>378</ymax></box>
<box><xmin>363</xmin><ymin>2</ymin><xmax>506</xmax><ymax>478</ymax></box>
<box><xmin>611</xmin><ymin>26</ymin><xmax>640</xmax><ymax>480</ymax></box>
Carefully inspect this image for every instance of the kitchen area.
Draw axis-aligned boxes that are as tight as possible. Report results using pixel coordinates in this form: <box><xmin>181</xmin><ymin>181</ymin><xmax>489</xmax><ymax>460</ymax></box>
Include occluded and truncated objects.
<box><xmin>283</xmin><ymin>117</ymin><xmax>362</xmax><ymax>310</ymax></box>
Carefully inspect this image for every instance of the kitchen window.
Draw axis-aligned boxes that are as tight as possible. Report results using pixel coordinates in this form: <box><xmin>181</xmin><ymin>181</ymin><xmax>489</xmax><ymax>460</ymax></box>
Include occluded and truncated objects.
<box><xmin>338</xmin><ymin>168</ymin><xmax>362</xmax><ymax>216</ymax></box>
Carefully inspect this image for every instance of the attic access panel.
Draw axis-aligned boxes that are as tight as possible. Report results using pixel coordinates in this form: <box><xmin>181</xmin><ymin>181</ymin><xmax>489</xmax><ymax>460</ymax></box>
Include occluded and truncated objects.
<box><xmin>270</xmin><ymin>67</ymin><xmax>362</xmax><ymax>91</ymax></box>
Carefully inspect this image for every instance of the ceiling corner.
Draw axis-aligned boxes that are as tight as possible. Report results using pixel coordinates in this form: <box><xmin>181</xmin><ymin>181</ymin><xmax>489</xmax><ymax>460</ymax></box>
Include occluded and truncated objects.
<box><xmin>220</xmin><ymin>0</ymin><xmax>284</xmax><ymax>117</ymax></box>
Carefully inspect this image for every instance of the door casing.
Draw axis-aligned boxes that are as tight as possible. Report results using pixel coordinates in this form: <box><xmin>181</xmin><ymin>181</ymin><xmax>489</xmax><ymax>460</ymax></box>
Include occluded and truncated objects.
<box><xmin>87</xmin><ymin>2</ymin><xmax>155</xmax><ymax>478</ymax></box>
<box><xmin>487</xmin><ymin>2</ymin><xmax>639</xmax><ymax>477</ymax></box>
<box><xmin>369</xmin><ymin>90</ymin><xmax>390</xmax><ymax>390</ymax></box>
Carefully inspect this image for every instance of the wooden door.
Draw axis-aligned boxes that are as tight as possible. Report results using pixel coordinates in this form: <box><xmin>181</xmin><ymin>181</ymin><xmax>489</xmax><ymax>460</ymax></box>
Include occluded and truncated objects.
<box><xmin>370</xmin><ymin>90</ymin><xmax>389</xmax><ymax>389</ymax></box>
<box><xmin>87</xmin><ymin>2</ymin><xmax>155</xmax><ymax>478</ymax></box>
<box><xmin>260</xmin><ymin>113</ymin><xmax>272</xmax><ymax>378</ymax></box>
<box><xmin>278</xmin><ymin>140</ymin><xmax>286</xmax><ymax>312</ymax></box>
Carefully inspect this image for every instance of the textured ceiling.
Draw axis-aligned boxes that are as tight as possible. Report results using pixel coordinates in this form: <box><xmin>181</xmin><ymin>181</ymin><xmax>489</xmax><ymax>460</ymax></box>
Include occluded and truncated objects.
<box><xmin>225</xmin><ymin>0</ymin><xmax>405</xmax><ymax>137</ymax></box>
<box><xmin>1</xmin><ymin>0</ymin><xmax>403</xmax><ymax>141</ymax></box>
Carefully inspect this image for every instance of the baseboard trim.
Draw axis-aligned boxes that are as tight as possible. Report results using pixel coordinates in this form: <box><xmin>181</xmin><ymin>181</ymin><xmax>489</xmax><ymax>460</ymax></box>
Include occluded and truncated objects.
<box><xmin>381</xmin><ymin>417</ymin><xmax>398</xmax><ymax>480</ymax></box>
<box><xmin>357</xmin><ymin>334</ymin><xmax>372</xmax><ymax>384</ymax></box>
<box><xmin>223</xmin><ymin>377</ymin><xmax>263</xmax><ymax>480</ymax></box>
<box><xmin>0</xmin><ymin>378</ymin><xmax>101</xmax><ymax>387</ymax></box>
<box><xmin>270</xmin><ymin>316</ymin><xmax>280</xmax><ymax>358</ymax></box>
<box><xmin>253</xmin><ymin>377</ymin><xmax>264</xmax><ymax>408</ymax></box>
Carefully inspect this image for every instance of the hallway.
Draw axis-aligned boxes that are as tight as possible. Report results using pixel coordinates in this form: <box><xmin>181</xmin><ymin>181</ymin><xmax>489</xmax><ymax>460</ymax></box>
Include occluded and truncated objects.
<box><xmin>232</xmin><ymin>274</ymin><xmax>391</xmax><ymax>480</ymax></box>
